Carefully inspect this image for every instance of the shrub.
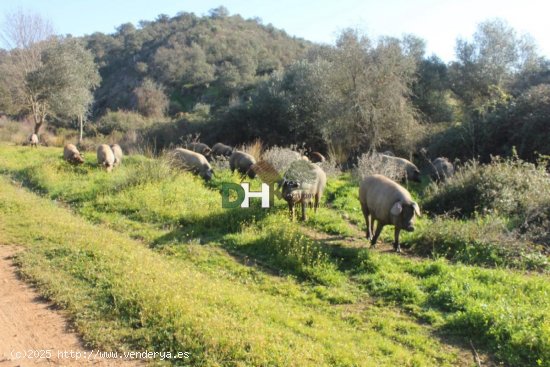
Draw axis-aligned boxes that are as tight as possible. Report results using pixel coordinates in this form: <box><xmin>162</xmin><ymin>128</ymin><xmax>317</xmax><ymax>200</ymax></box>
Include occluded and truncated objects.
<box><xmin>93</xmin><ymin>110</ymin><xmax>155</xmax><ymax>135</ymax></box>
<box><xmin>0</xmin><ymin>118</ymin><xmax>33</xmax><ymax>144</ymax></box>
<box><xmin>186</xmin><ymin>103</ymin><xmax>211</xmax><ymax>123</ymax></box>
<box><xmin>262</xmin><ymin>145</ymin><xmax>305</xmax><ymax>174</ymax></box>
<box><xmin>419</xmin><ymin>157</ymin><xmax>550</xmax><ymax>268</ymax></box>
<box><xmin>427</xmin><ymin>126</ymin><xmax>463</xmax><ymax>162</ymax></box>
<box><xmin>133</xmin><ymin>78</ymin><xmax>169</xmax><ymax>118</ymax></box>
<box><xmin>424</xmin><ymin>156</ymin><xmax>550</xmax><ymax>222</ymax></box>
<box><xmin>354</xmin><ymin>152</ymin><xmax>406</xmax><ymax>182</ymax></box>
<box><xmin>318</xmin><ymin>155</ymin><xmax>341</xmax><ymax>178</ymax></box>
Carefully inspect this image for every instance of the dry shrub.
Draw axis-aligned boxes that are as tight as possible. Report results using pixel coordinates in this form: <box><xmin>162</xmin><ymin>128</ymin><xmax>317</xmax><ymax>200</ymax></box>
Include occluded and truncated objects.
<box><xmin>262</xmin><ymin>145</ymin><xmax>305</xmax><ymax>174</ymax></box>
<box><xmin>181</xmin><ymin>132</ymin><xmax>202</xmax><ymax>146</ymax></box>
<box><xmin>240</xmin><ymin>139</ymin><xmax>263</xmax><ymax>161</ymax></box>
<box><xmin>354</xmin><ymin>152</ymin><xmax>405</xmax><ymax>181</ymax></box>
<box><xmin>0</xmin><ymin>118</ymin><xmax>33</xmax><ymax>145</ymax></box>
<box><xmin>132</xmin><ymin>141</ymin><xmax>157</xmax><ymax>158</ymax></box>
<box><xmin>41</xmin><ymin>130</ymin><xmax>80</xmax><ymax>147</ymax></box>
<box><xmin>117</xmin><ymin>130</ymin><xmax>145</xmax><ymax>155</ymax></box>
<box><xmin>94</xmin><ymin>110</ymin><xmax>157</xmax><ymax>135</ymax></box>
<box><xmin>318</xmin><ymin>157</ymin><xmax>340</xmax><ymax>178</ymax></box>
<box><xmin>327</xmin><ymin>142</ymin><xmax>348</xmax><ymax>165</ymax></box>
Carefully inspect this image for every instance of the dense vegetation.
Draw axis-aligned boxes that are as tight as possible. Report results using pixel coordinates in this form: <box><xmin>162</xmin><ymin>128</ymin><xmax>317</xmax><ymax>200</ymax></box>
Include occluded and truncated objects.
<box><xmin>84</xmin><ymin>7</ymin><xmax>311</xmax><ymax>116</ymax></box>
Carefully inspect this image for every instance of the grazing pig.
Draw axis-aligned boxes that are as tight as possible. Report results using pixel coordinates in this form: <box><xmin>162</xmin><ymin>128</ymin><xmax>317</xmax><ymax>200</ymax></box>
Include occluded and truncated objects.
<box><xmin>229</xmin><ymin>150</ymin><xmax>257</xmax><ymax>178</ymax></box>
<box><xmin>212</xmin><ymin>142</ymin><xmax>234</xmax><ymax>157</ymax></box>
<box><xmin>97</xmin><ymin>144</ymin><xmax>115</xmax><ymax>172</ymax></box>
<box><xmin>282</xmin><ymin>160</ymin><xmax>327</xmax><ymax>221</ymax></box>
<box><xmin>309</xmin><ymin>152</ymin><xmax>325</xmax><ymax>163</ymax></box>
<box><xmin>431</xmin><ymin>157</ymin><xmax>454</xmax><ymax>182</ymax></box>
<box><xmin>172</xmin><ymin>148</ymin><xmax>213</xmax><ymax>181</ymax></box>
<box><xmin>111</xmin><ymin>144</ymin><xmax>123</xmax><ymax>167</ymax></box>
<box><xmin>359</xmin><ymin>174</ymin><xmax>421</xmax><ymax>252</ymax></box>
<box><xmin>379</xmin><ymin>154</ymin><xmax>421</xmax><ymax>182</ymax></box>
<box><xmin>186</xmin><ymin>142</ymin><xmax>212</xmax><ymax>157</ymax></box>
<box><xmin>63</xmin><ymin>144</ymin><xmax>84</xmax><ymax>165</ymax></box>
<box><xmin>29</xmin><ymin>134</ymin><xmax>38</xmax><ymax>148</ymax></box>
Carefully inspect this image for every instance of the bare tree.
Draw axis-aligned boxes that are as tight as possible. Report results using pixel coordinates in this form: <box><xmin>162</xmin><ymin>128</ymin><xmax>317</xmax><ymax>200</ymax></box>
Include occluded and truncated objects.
<box><xmin>1</xmin><ymin>8</ymin><xmax>53</xmax><ymax>49</ymax></box>
<box><xmin>0</xmin><ymin>9</ymin><xmax>54</xmax><ymax>133</ymax></box>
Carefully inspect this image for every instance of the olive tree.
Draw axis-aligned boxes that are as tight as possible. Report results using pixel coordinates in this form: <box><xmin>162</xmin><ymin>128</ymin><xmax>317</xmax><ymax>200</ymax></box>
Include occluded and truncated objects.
<box><xmin>25</xmin><ymin>38</ymin><xmax>100</xmax><ymax>138</ymax></box>
<box><xmin>450</xmin><ymin>18</ymin><xmax>539</xmax><ymax>109</ymax></box>
<box><xmin>1</xmin><ymin>11</ymin><xmax>99</xmax><ymax>135</ymax></box>
<box><xmin>321</xmin><ymin>30</ymin><xmax>421</xmax><ymax>158</ymax></box>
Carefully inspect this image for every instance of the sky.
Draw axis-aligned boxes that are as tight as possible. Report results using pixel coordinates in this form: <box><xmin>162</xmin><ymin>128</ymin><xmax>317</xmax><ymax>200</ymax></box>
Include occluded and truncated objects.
<box><xmin>2</xmin><ymin>0</ymin><xmax>550</xmax><ymax>62</ymax></box>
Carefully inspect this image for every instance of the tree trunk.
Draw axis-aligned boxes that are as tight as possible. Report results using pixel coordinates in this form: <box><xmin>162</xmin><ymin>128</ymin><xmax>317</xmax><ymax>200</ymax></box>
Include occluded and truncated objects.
<box><xmin>31</xmin><ymin>99</ymin><xmax>46</xmax><ymax>134</ymax></box>
<box><xmin>78</xmin><ymin>114</ymin><xmax>83</xmax><ymax>143</ymax></box>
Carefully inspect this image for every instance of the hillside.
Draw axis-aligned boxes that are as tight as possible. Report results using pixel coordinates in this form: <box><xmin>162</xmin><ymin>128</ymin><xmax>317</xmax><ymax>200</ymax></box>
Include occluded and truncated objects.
<box><xmin>84</xmin><ymin>7</ymin><xmax>312</xmax><ymax>116</ymax></box>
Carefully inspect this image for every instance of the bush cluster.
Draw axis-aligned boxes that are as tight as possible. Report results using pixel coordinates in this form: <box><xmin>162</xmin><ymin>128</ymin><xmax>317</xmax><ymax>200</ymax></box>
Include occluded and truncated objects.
<box><xmin>424</xmin><ymin>156</ymin><xmax>550</xmax><ymax>222</ymax></box>
<box><xmin>91</xmin><ymin>110</ymin><xmax>158</xmax><ymax>135</ymax></box>
<box><xmin>416</xmin><ymin>156</ymin><xmax>550</xmax><ymax>269</ymax></box>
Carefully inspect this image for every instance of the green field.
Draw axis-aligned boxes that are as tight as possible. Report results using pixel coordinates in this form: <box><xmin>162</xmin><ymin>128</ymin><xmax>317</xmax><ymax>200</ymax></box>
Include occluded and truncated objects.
<box><xmin>0</xmin><ymin>144</ymin><xmax>548</xmax><ymax>367</ymax></box>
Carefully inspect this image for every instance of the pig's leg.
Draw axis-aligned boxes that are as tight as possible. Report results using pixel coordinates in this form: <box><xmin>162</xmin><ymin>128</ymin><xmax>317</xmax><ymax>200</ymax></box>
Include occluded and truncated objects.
<box><xmin>371</xmin><ymin>221</ymin><xmax>384</xmax><ymax>248</ymax></box>
<box><xmin>394</xmin><ymin>228</ymin><xmax>401</xmax><ymax>253</ymax></box>
<box><xmin>314</xmin><ymin>193</ymin><xmax>320</xmax><ymax>213</ymax></box>
<box><xmin>361</xmin><ymin>202</ymin><xmax>372</xmax><ymax>240</ymax></box>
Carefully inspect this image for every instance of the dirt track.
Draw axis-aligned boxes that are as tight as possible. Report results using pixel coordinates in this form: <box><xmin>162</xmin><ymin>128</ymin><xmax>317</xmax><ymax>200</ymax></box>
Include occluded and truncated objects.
<box><xmin>0</xmin><ymin>245</ymin><xmax>143</xmax><ymax>366</ymax></box>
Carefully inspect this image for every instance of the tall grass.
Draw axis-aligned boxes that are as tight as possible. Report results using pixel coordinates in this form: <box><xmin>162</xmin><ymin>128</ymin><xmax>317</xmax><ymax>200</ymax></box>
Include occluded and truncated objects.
<box><xmin>410</xmin><ymin>215</ymin><xmax>549</xmax><ymax>271</ymax></box>
<box><xmin>240</xmin><ymin>139</ymin><xmax>263</xmax><ymax>161</ymax></box>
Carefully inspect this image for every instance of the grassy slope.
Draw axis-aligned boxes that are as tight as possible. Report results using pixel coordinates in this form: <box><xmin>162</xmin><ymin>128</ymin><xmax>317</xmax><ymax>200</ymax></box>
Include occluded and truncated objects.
<box><xmin>0</xmin><ymin>144</ymin><xmax>549</xmax><ymax>366</ymax></box>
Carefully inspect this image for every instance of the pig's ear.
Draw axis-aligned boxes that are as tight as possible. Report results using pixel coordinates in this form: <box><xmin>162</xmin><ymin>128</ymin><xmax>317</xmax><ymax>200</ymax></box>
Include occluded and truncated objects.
<box><xmin>390</xmin><ymin>201</ymin><xmax>403</xmax><ymax>216</ymax></box>
<box><xmin>412</xmin><ymin>202</ymin><xmax>421</xmax><ymax>217</ymax></box>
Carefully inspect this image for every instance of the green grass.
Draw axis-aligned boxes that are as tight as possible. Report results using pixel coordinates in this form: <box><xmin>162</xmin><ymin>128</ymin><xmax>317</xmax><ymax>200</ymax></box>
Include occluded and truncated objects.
<box><xmin>351</xmin><ymin>251</ymin><xmax>550</xmax><ymax>366</ymax></box>
<box><xmin>1</xmin><ymin>144</ymin><xmax>549</xmax><ymax>366</ymax></box>
<box><xmin>409</xmin><ymin>215</ymin><xmax>549</xmax><ymax>271</ymax></box>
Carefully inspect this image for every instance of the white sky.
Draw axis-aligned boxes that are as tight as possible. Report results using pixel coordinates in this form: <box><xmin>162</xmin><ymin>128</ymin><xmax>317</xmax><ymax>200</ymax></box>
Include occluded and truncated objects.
<box><xmin>2</xmin><ymin>0</ymin><xmax>550</xmax><ymax>62</ymax></box>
